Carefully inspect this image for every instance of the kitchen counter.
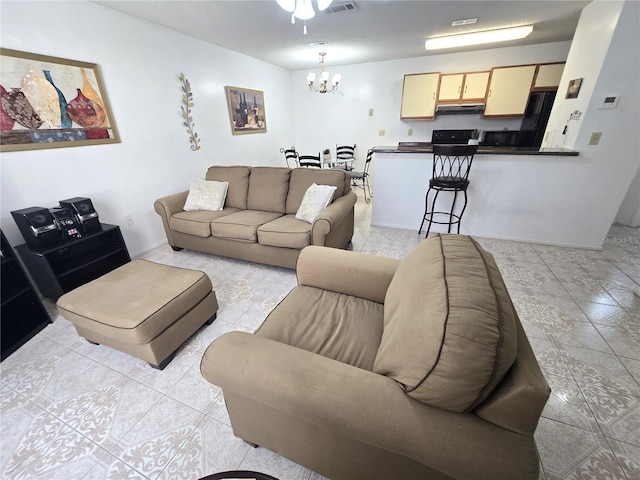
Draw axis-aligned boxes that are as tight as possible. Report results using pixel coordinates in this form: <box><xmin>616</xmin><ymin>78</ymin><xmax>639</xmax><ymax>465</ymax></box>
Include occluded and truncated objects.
<box><xmin>373</xmin><ymin>144</ymin><xmax>579</xmax><ymax>156</ymax></box>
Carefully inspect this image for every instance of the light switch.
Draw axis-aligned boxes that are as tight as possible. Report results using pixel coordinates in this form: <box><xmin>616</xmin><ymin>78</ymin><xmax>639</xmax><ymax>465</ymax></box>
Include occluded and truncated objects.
<box><xmin>589</xmin><ymin>132</ymin><xmax>602</xmax><ymax>145</ymax></box>
<box><xmin>408</xmin><ymin>128</ymin><xmax>413</xmax><ymax>136</ymax></box>
<box><xmin>379</xmin><ymin>129</ymin><xmax>385</xmax><ymax>136</ymax></box>
<box><xmin>368</xmin><ymin>108</ymin><xmax>374</xmax><ymax>116</ymax></box>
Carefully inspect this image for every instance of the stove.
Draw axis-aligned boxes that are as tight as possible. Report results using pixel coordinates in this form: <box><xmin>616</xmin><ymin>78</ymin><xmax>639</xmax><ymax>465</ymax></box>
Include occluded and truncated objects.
<box><xmin>431</xmin><ymin>129</ymin><xmax>475</xmax><ymax>145</ymax></box>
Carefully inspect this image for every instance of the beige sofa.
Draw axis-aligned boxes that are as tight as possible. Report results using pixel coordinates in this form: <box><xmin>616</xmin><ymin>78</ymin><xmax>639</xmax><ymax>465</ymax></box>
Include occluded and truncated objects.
<box><xmin>201</xmin><ymin>234</ymin><xmax>551</xmax><ymax>480</ymax></box>
<box><xmin>154</xmin><ymin>166</ymin><xmax>356</xmax><ymax>269</ymax></box>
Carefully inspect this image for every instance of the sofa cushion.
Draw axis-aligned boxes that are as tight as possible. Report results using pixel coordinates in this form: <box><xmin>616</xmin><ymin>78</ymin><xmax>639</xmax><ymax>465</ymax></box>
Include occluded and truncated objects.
<box><xmin>286</xmin><ymin>168</ymin><xmax>350</xmax><ymax>214</ymax></box>
<box><xmin>257</xmin><ymin>285</ymin><xmax>384</xmax><ymax>371</ymax></box>
<box><xmin>247</xmin><ymin>167</ymin><xmax>291</xmax><ymax>214</ymax></box>
<box><xmin>206</xmin><ymin>166</ymin><xmax>250</xmax><ymax>209</ymax></box>
<box><xmin>257</xmin><ymin>215</ymin><xmax>312</xmax><ymax>249</ymax></box>
<box><xmin>211</xmin><ymin>210</ymin><xmax>283</xmax><ymax>242</ymax></box>
<box><xmin>295</xmin><ymin>183</ymin><xmax>337</xmax><ymax>223</ymax></box>
<box><xmin>373</xmin><ymin>234</ymin><xmax>518</xmax><ymax>413</ymax></box>
<box><xmin>170</xmin><ymin>209</ymin><xmax>240</xmax><ymax>237</ymax></box>
<box><xmin>183</xmin><ymin>179</ymin><xmax>229</xmax><ymax>211</ymax></box>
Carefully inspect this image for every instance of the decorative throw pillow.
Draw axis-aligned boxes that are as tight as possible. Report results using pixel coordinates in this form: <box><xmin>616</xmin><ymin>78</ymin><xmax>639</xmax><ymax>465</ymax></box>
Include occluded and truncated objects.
<box><xmin>183</xmin><ymin>179</ymin><xmax>229</xmax><ymax>211</ymax></box>
<box><xmin>295</xmin><ymin>183</ymin><xmax>337</xmax><ymax>223</ymax></box>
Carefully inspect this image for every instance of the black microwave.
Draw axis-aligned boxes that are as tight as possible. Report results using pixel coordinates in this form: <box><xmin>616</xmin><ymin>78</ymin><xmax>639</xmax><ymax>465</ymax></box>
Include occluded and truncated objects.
<box><xmin>482</xmin><ymin>130</ymin><xmax>519</xmax><ymax>146</ymax></box>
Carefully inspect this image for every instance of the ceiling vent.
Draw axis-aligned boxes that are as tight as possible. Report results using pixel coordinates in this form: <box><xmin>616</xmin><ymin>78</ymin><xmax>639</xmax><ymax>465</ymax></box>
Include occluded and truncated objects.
<box><xmin>324</xmin><ymin>1</ymin><xmax>358</xmax><ymax>14</ymax></box>
<box><xmin>452</xmin><ymin>18</ymin><xmax>478</xmax><ymax>27</ymax></box>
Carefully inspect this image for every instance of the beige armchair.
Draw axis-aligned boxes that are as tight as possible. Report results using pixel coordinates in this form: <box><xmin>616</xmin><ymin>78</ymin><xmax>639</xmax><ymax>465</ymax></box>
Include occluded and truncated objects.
<box><xmin>201</xmin><ymin>235</ymin><xmax>550</xmax><ymax>480</ymax></box>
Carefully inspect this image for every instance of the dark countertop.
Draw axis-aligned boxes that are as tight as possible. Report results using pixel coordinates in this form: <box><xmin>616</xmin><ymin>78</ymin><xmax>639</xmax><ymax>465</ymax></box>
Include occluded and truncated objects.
<box><xmin>372</xmin><ymin>144</ymin><xmax>579</xmax><ymax>156</ymax></box>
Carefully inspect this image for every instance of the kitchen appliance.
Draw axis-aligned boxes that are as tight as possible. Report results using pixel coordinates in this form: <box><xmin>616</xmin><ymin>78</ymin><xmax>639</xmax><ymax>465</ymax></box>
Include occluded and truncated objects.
<box><xmin>11</xmin><ymin>207</ymin><xmax>61</xmax><ymax>248</ymax></box>
<box><xmin>482</xmin><ymin>130</ymin><xmax>520</xmax><ymax>147</ymax></box>
<box><xmin>59</xmin><ymin>197</ymin><xmax>101</xmax><ymax>234</ymax></box>
<box><xmin>49</xmin><ymin>207</ymin><xmax>82</xmax><ymax>240</ymax></box>
<box><xmin>517</xmin><ymin>90</ymin><xmax>556</xmax><ymax>148</ymax></box>
<box><xmin>431</xmin><ymin>129</ymin><xmax>475</xmax><ymax>145</ymax></box>
<box><xmin>435</xmin><ymin>103</ymin><xmax>485</xmax><ymax>114</ymax></box>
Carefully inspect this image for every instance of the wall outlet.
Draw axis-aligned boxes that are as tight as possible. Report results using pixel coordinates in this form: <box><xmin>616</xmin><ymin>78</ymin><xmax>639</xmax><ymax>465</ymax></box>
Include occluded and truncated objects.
<box><xmin>589</xmin><ymin>132</ymin><xmax>602</xmax><ymax>145</ymax></box>
<box><xmin>379</xmin><ymin>129</ymin><xmax>385</xmax><ymax>136</ymax></box>
<box><xmin>125</xmin><ymin>215</ymin><xmax>134</xmax><ymax>227</ymax></box>
<box><xmin>368</xmin><ymin>108</ymin><xmax>374</xmax><ymax>116</ymax></box>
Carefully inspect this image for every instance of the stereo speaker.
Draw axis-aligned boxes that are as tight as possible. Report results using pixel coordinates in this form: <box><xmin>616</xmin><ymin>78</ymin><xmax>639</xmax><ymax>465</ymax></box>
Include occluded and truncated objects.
<box><xmin>59</xmin><ymin>197</ymin><xmax>101</xmax><ymax>234</ymax></box>
<box><xmin>11</xmin><ymin>207</ymin><xmax>61</xmax><ymax>249</ymax></box>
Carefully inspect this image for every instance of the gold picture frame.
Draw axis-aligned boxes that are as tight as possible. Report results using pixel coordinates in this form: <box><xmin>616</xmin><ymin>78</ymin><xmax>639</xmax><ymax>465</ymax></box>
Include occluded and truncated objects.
<box><xmin>225</xmin><ymin>86</ymin><xmax>267</xmax><ymax>135</ymax></box>
<box><xmin>0</xmin><ymin>48</ymin><xmax>120</xmax><ymax>152</ymax></box>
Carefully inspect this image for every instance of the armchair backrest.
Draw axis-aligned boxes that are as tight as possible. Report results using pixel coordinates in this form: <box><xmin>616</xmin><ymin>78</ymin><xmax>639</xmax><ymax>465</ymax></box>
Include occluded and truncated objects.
<box><xmin>374</xmin><ymin>234</ymin><xmax>548</xmax><ymax>420</ymax></box>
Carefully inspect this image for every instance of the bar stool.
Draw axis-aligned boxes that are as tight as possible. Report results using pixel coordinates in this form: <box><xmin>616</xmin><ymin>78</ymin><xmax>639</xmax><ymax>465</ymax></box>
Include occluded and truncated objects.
<box><xmin>419</xmin><ymin>144</ymin><xmax>477</xmax><ymax>237</ymax></box>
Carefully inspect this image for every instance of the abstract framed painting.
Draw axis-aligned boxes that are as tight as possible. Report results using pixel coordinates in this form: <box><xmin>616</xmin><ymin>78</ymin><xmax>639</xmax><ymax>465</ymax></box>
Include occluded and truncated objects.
<box><xmin>0</xmin><ymin>48</ymin><xmax>120</xmax><ymax>152</ymax></box>
<box><xmin>225</xmin><ymin>86</ymin><xmax>267</xmax><ymax>135</ymax></box>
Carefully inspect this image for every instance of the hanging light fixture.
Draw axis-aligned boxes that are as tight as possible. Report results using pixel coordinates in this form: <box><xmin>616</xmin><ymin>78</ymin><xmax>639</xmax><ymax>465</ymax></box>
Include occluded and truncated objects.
<box><xmin>307</xmin><ymin>52</ymin><xmax>341</xmax><ymax>94</ymax></box>
<box><xmin>276</xmin><ymin>0</ymin><xmax>333</xmax><ymax>35</ymax></box>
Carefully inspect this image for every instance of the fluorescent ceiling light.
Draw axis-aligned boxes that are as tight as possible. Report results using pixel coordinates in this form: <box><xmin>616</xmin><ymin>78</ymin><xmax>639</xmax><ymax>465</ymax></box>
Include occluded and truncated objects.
<box><xmin>425</xmin><ymin>25</ymin><xmax>534</xmax><ymax>50</ymax></box>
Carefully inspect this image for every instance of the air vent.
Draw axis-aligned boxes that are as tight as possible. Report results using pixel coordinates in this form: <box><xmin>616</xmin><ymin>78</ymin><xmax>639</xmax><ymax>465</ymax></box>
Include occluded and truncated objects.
<box><xmin>324</xmin><ymin>1</ymin><xmax>358</xmax><ymax>14</ymax></box>
<box><xmin>452</xmin><ymin>18</ymin><xmax>478</xmax><ymax>26</ymax></box>
<box><xmin>308</xmin><ymin>41</ymin><xmax>328</xmax><ymax>48</ymax></box>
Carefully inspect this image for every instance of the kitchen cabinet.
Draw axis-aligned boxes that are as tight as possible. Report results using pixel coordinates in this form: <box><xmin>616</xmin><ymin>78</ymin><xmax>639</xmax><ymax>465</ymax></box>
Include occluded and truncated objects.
<box><xmin>1</xmin><ymin>230</ymin><xmax>51</xmax><ymax>361</ymax></box>
<box><xmin>438</xmin><ymin>71</ymin><xmax>489</xmax><ymax>103</ymax></box>
<box><xmin>483</xmin><ymin>65</ymin><xmax>537</xmax><ymax>117</ymax></box>
<box><xmin>400</xmin><ymin>72</ymin><xmax>439</xmax><ymax>120</ymax></box>
<box><xmin>533</xmin><ymin>62</ymin><xmax>565</xmax><ymax>89</ymax></box>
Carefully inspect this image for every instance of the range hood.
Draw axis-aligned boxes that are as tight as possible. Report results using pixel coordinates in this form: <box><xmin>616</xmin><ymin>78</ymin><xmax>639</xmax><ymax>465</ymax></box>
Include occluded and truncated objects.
<box><xmin>436</xmin><ymin>103</ymin><xmax>485</xmax><ymax>114</ymax></box>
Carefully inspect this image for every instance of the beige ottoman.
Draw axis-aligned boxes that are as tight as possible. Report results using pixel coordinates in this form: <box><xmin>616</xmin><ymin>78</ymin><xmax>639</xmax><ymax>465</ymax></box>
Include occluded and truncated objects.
<box><xmin>57</xmin><ymin>259</ymin><xmax>218</xmax><ymax>369</ymax></box>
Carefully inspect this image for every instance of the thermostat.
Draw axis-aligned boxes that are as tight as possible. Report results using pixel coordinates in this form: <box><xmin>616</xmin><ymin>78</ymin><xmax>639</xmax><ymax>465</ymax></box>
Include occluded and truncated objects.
<box><xmin>599</xmin><ymin>96</ymin><xmax>619</xmax><ymax>109</ymax></box>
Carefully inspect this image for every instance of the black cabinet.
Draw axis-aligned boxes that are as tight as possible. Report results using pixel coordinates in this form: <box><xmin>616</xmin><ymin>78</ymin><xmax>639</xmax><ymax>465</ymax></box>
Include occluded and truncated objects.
<box><xmin>1</xmin><ymin>230</ymin><xmax>52</xmax><ymax>361</ymax></box>
<box><xmin>15</xmin><ymin>223</ymin><xmax>131</xmax><ymax>301</ymax></box>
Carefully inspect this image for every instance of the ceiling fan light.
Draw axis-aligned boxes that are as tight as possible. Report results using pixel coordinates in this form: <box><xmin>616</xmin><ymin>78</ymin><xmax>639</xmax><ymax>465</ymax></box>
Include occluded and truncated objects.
<box><xmin>425</xmin><ymin>25</ymin><xmax>534</xmax><ymax>50</ymax></box>
<box><xmin>276</xmin><ymin>0</ymin><xmax>296</xmax><ymax>13</ymax></box>
<box><xmin>294</xmin><ymin>0</ymin><xmax>316</xmax><ymax>20</ymax></box>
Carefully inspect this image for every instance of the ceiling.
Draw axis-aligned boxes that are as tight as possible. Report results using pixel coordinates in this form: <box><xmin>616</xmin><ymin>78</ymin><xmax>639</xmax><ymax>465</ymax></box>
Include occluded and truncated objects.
<box><xmin>95</xmin><ymin>0</ymin><xmax>591</xmax><ymax>70</ymax></box>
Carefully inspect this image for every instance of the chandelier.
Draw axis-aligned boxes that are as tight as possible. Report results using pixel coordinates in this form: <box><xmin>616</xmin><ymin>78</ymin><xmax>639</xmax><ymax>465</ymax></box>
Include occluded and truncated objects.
<box><xmin>307</xmin><ymin>52</ymin><xmax>341</xmax><ymax>94</ymax></box>
<box><xmin>276</xmin><ymin>0</ymin><xmax>333</xmax><ymax>34</ymax></box>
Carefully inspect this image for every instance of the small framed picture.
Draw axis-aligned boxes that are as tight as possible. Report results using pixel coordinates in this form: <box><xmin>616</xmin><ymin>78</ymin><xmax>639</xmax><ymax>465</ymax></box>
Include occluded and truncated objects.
<box><xmin>224</xmin><ymin>86</ymin><xmax>267</xmax><ymax>135</ymax></box>
<box><xmin>566</xmin><ymin>78</ymin><xmax>583</xmax><ymax>99</ymax></box>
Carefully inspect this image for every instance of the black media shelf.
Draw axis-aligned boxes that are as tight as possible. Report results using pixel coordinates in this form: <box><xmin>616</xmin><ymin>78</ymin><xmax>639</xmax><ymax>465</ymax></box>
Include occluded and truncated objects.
<box><xmin>1</xmin><ymin>230</ymin><xmax>52</xmax><ymax>361</ymax></box>
<box><xmin>15</xmin><ymin>223</ymin><xmax>131</xmax><ymax>301</ymax></box>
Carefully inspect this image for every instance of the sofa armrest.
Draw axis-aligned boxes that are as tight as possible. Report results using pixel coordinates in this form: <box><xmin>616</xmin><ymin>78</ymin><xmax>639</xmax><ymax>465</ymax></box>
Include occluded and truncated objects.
<box><xmin>202</xmin><ymin>332</ymin><xmax>539</xmax><ymax>480</ymax></box>
<box><xmin>311</xmin><ymin>190</ymin><xmax>357</xmax><ymax>244</ymax></box>
<box><xmin>296</xmin><ymin>246</ymin><xmax>399</xmax><ymax>304</ymax></box>
<box><xmin>153</xmin><ymin>191</ymin><xmax>188</xmax><ymax>246</ymax></box>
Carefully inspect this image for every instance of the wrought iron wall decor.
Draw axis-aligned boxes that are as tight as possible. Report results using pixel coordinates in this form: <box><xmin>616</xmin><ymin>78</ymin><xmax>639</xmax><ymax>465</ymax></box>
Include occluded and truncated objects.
<box><xmin>179</xmin><ymin>73</ymin><xmax>200</xmax><ymax>151</ymax></box>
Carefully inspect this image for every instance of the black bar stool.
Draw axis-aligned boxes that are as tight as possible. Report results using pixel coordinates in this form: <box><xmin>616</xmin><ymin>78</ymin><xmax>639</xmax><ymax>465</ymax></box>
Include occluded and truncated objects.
<box><xmin>419</xmin><ymin>144</ymin><xmax>477</xmax><ymax>237</ymax></box>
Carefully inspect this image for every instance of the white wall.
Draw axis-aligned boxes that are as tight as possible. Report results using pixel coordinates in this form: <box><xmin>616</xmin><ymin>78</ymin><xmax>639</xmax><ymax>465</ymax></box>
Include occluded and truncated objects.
<box><xmin>292</xmin><ymin>42</ymin><xmax>572</xmax><ymax>166</ymax></box>
<box><xmin>0</xmin><ymin>1</ymin><xmax>296</xmax><ymax>255</ymax></box>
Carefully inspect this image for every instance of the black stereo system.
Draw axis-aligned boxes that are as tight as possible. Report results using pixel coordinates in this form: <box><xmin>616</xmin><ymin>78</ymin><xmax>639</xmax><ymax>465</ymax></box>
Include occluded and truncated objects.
<box><xmin>11</xmin><ymin>197</ymin><xmax>101</xmax><ymax>249</ymax></box>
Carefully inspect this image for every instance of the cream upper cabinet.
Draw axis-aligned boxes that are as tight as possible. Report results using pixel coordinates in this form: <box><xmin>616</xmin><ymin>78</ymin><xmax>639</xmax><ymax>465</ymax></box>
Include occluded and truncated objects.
<box><xmin>534</xmin><ymin>62</ymin><xmax>565</xmax><ymax>89</ymax></box>
<box><xmin>400</xmin><ymin>72</ymin><xmax>440</xmax><ymax>120</ymax></box>
<box><xmin>437</xmin><ymin>72</ymin><xmax>489</xmax><ymax>103</ymax></box>
<box><xmin>483</xmin><ymin>65</ymin><xmax>537</xmax><ymax>117</ymax></box>
<box><xmin>438</xmin><ymin>74</ymin><xmax>464</xmax><ymax>101</ymax></box>
<box><xmin>462</xmin><ymin>71</ymin><xmax>490</xmax><ymax>100</ymax></box>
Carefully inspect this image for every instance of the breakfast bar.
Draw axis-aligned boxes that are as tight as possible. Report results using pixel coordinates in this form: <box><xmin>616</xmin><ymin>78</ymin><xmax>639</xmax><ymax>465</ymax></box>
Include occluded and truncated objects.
<box><xmin>370</xmin><ymin>144</ymin><xmax>582</xmax><ymax>247</ymax></box>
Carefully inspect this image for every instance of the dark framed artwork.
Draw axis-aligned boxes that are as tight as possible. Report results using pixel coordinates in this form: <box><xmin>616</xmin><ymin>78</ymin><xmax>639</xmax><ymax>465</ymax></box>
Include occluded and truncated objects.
<box><xmin>565</xmin><ymin>77</ymin><xmax>583</xmax><ymax>99</ymax></box>
<box><xmin>225</xmin><ymin>86</ymin><xmax>267</xmax><ymax>135</ymax></box>
<box><xmin>0</xmin><ymin>48</ymin><xmax>120</xmax><ymax>152</ymax></box>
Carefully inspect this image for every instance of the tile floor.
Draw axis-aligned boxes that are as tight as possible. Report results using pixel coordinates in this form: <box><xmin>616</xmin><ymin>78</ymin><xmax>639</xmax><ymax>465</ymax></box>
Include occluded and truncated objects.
<box><xmin>1</xmin><ymin>189</ymin><xmax>639</xmax><ymax>480</ymax></box>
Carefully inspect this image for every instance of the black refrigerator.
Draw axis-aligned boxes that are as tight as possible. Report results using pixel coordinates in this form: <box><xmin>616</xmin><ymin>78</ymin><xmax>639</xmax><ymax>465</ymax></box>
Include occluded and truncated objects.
<box><xmin>516</xmin><ymin>90</ymin><xmax>556</xmax><ymax>148</ymax></box>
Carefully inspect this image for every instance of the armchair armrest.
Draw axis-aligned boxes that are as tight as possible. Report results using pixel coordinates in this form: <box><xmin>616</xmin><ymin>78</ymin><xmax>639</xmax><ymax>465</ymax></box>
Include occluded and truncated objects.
<box><xmin>296</xmin><ymin>246</ymin><xmax>399</xmax><ymax>304</ymax></box>
<box><xmin>202</xmin><ymin>332</ymin><xmax>538</xmax><ymax>480</ymax></box>
<box><xmin>311</xmin><ymin>190</ymin><xmax>357</xmax><ymax>245</ymax></box>
<box><xmin>153</xmin><ymin>191</ymin><xmax>188</xmax><ymax>246</ymax></box>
